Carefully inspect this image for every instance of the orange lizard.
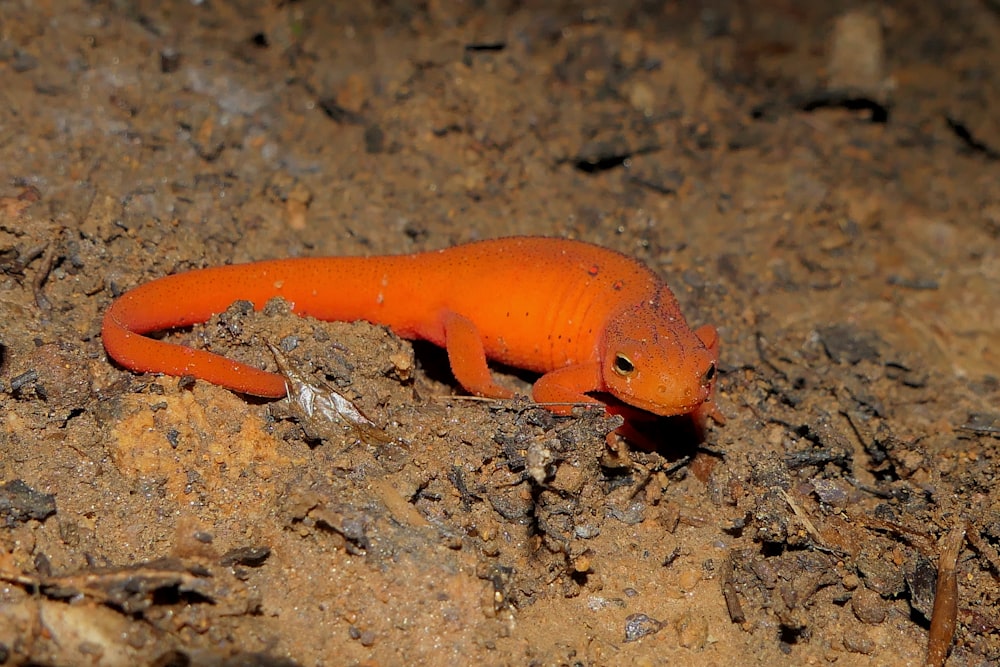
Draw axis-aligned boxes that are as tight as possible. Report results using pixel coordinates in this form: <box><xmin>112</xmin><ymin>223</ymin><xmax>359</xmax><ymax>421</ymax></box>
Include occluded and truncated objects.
<box><xmin>102</xmin><ymin>237</ymin><xmax>719</xmax><ymax>422</ymax></box>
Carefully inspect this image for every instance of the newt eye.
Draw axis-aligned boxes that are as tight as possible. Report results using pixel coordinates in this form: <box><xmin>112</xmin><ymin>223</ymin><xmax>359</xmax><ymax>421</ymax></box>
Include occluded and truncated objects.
<box><xmin>703</xmin><ymin>363</ymin><xmax>716</xmax><ymax>384</ymax></box>
<box><xmin>612</xmin><ymin>354</ymin><xmax>635</xmax><ymax>376</ymax></box>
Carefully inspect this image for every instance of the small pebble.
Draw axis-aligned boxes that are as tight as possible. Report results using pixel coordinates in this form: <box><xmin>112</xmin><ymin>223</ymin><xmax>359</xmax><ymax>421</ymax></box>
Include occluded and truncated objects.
<box><xmin>624</xmin><ymin>613</ymin><xmax>663</xmax><ymax>642</ymax></box>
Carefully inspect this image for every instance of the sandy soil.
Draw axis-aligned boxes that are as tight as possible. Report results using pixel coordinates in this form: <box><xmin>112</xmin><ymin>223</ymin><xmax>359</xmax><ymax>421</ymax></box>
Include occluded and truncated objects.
<box><xmin>1</xmin><ymin>1</ymin><xmax>999</xmax><ymax>665</ymax></box>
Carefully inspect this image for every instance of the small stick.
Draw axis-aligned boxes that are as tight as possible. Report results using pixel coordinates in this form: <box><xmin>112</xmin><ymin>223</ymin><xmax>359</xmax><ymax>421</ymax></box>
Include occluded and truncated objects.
<box><xmin>778</xmin><ymin>487</ymin><xmax>844</xmax><ymax>556</ymax></box>
<box><xmin>925</xmin><ymin>526</ymin><xmax>965</xmax><ymax>667</ymax></box>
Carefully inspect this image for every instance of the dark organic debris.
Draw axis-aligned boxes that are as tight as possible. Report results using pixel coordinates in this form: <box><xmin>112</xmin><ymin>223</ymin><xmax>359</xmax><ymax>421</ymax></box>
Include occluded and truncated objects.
<box><xmin>0</xmin><ymin>557</ymin><xmax>251</xmax><ymax>616</ymax></box>
<box><xmin>220</xmin><ymin>546</ymin><xmax>272</xmax><ymax>568</ymax></box>
<box><xmin>945</xmin><ymin>116</ymin><xmax>1000</xmax><ymax>160</ymax></box>
<box><xmin>284</xmin><ymin>490</ymin><xmax>371</xmax><ymax>555</ymax></box>
<box><xmin>0</xmin><ymin>479</ymin><xmax>56</xmax><ymax>525</ymax></box>
<box><xmin>800</xmin><ymin>93</ymin><xmax>889</xmax><ymax>123</ymax></box>
<box><xmin>817</xmin><ymin>324</ymin><xmax>881</xmax><ymax>364</ymax></box>
<box><xmin>958</xmin><ymin>413</ymin><xmax>1000</xmax><ymax>437</ymax></box>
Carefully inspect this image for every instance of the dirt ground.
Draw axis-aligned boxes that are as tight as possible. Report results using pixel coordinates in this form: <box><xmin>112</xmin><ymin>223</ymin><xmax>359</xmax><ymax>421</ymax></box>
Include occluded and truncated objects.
<box><xmin>1</xmin><ymin>1</ymin><xmax>999</xmax><ymax>665</ymax></box>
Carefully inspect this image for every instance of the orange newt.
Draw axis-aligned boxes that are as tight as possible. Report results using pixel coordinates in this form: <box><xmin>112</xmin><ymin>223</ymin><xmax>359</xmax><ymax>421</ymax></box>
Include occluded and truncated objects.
<box><xmin>102</xmin><ymin>237</ymin><xmax>719</xmax><ymax>420</ymax></box>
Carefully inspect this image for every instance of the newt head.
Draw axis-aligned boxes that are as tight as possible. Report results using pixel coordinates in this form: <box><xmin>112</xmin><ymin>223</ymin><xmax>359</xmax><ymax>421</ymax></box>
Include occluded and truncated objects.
<box><xmin>600</xmin><ymin>297</ymin><xmax>718</xmax><ymax>417</ymax></box>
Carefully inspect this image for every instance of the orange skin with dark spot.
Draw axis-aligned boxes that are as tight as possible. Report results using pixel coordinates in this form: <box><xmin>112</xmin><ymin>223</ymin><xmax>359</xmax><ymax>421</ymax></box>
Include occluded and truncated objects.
<box><xmin>102</xmin><ymin>237</ymin><xmax>719</xmax><ymax>419</ymax></box>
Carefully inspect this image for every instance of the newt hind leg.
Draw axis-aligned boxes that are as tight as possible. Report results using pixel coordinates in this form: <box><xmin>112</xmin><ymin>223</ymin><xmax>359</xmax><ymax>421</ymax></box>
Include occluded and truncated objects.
<box><xmin>441</xmin><ymin>311</ymin><xmax>515</xmax><ymax>400</ymax></box>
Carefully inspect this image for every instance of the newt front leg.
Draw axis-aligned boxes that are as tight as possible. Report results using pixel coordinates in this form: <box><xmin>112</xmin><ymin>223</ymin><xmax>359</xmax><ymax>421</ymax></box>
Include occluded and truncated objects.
<box><xmin>531</xmin><ymin>362</ymin><xmax>605</xmax><ymax>415</ymax></box>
